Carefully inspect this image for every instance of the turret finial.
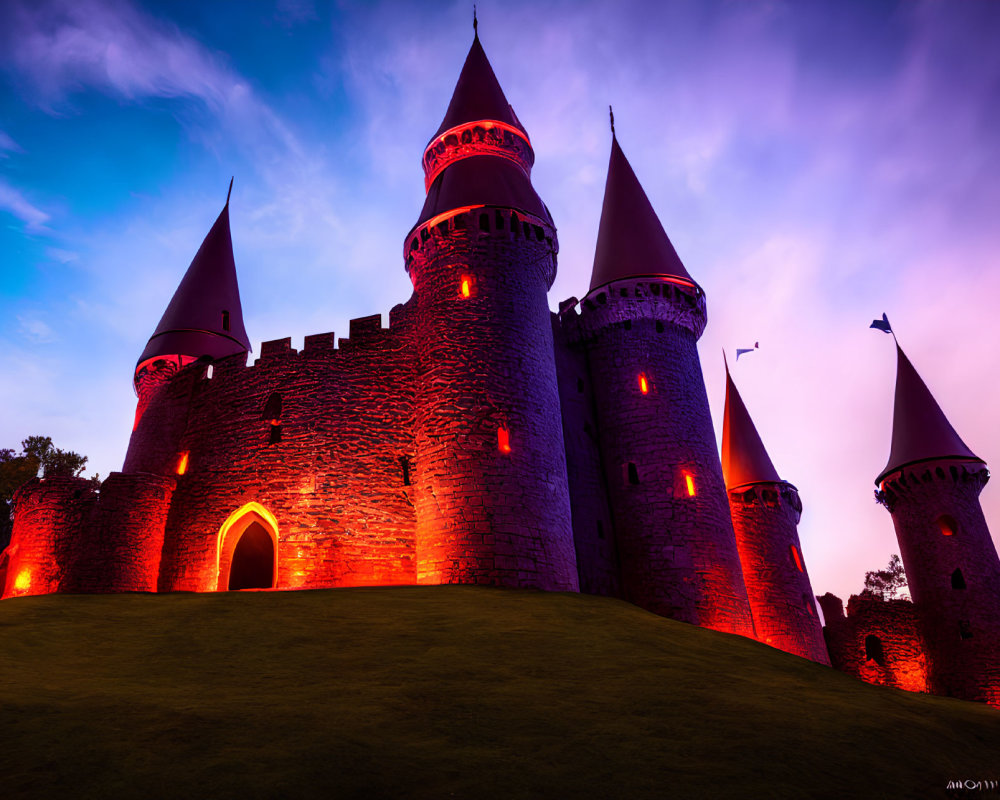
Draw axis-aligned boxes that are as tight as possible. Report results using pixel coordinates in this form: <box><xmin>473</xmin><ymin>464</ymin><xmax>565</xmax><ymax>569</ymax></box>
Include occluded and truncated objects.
<box><xmin>473</xmin><ymin>5</ymin><xmax>478</xmax><ymax>35</ymax></box>
<box><xmin>609</xmin><ymin>105</ymin><xmax>615</xmax><ymax>136</ymax></box>
<box><xmin>226</xmin><ymin>176</ymin><xmax>233</xmax><ymax>206</ymax></box>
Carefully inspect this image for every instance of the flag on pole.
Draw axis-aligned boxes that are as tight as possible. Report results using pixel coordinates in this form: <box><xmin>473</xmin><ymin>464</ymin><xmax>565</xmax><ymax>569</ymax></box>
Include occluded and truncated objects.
<box><xmin>870</xmin><ymin>313</ymin><xmax>892</xmax><ymax>334</ymax></box>
<box><xmin>736</xmin><ymin>342</ymin><xmax>759</xmax><ymax>360</ymax></box>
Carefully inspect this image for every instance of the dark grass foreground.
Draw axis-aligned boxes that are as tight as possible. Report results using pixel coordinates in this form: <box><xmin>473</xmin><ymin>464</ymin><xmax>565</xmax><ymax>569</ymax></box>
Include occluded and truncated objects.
<box><xmin>1</xmin><ymin>587</ymin><xmax>998</xmax><ymax>799</ymax></box>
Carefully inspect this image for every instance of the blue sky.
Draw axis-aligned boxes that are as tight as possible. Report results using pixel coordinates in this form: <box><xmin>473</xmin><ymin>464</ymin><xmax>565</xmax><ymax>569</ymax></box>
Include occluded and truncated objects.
<box><xmin>2</xmin><ymin>0</ymin><xmax>1000</xmax><ymax>601</ymax></box>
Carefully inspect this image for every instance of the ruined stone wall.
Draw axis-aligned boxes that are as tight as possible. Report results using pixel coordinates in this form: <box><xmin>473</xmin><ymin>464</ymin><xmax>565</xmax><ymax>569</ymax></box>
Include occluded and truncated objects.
<box><xmin>405</xmin><ymin>207</ymin><xmax>578</xmax><ymax>591</ymax></box>
<box><xmin>820</xmin><ymin>593</ymin><xmax>929</xmax><ymax>694</ymax></box>
<box><xmin>880</xmin><ymin>462</ymin><xmax>1000</xmax><ymax>706</ymax></box>
<box><xmin>3</xmin><ymin>473</ymin><xmax>175</xmax><ymax>598</ymax></box>
<box><xmin>564</xmin><ymin>281</ymin><xmax>753</xmax><ymax>635</ymax></box>
<box><xmin>552</xmin><ymin>307</ymin><xmax>620</xmax><ymax>597</ymax></box>
<box><xmin>729</xmin><ymin>483</ymin><xmax>829</xmax><ymax>663</ymax></box>
<box><xmin>134</xmin><ymin>307</ymin><xmax>419</xmax><ymax>592</ymax></box>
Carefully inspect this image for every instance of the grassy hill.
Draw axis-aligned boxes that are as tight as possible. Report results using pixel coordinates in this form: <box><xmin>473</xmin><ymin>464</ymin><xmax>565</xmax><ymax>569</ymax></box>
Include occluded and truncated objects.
<box><xmin>1</xmin><ymin>586</ymin><xmax>998</xmax><ymax>799</ymax></box>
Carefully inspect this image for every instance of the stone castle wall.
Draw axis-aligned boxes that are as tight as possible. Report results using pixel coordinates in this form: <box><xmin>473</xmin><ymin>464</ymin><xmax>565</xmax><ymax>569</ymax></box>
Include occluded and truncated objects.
<box><xmin>820</xmin><ymin>593</ymin><xmax>929</xmax><ymax>694</ymax></box>
<box><xmin>880</xmin><ymin>462</ymin><xmax>1000</xmax><ymax>705</ymax></box>
<box><xmin>2</xmin><ymin>473</ymin><xmax>175</xmax><ymax>597</ymax></box>
<box><xmin>729</xmin><ymin>483</ymin><xmax>829</xmax><ymax>663</ymax></box>
<box><xmin>561</xmin><ymin>281</ymin><xmax>754</xmax><ymax>636</ymax></box>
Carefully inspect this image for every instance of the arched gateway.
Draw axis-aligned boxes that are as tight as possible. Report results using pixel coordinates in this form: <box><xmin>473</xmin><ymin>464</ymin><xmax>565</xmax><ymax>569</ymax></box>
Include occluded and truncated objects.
<box><xmin>217</xmin><ymin>503</ymin><xmax>279</xmax><ymax>591</ymax></box>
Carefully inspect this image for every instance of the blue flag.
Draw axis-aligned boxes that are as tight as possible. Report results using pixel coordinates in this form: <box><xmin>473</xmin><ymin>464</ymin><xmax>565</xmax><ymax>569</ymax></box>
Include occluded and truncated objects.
<box><xmin>736</xmin><ymin>342</ymin><xmax>759</xmax><ymax>360</ymax></box>
<box><xmin>870</xmin><ymin>313</ymin><xmax>892</xmax><ymax>334</ymax></box>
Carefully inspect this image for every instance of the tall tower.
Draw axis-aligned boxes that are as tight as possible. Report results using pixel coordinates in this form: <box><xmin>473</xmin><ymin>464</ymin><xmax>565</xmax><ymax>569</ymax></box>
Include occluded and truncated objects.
<box><xmin>876</xmin><ymin>344</ymin><xmax>1000</xmax><ymax>705</ymax></box>
<box><xmin>572</xmin><ymin>125</ymin><xmax>753</xmax><ymax>635</ymax></box>
<box><xmin>722</xmin><ymin>361</ymin><xmax>829</xmax><ymax>662</ymax></box>
<box><xmin>125</xmin><ymin>188</ymin><xmax>251</xmax><ymax>471</ymax></box>
<box><xmin>405</xmin><ymin>26</ymin><xmax>578</xmax><ymax>590</ymax></box>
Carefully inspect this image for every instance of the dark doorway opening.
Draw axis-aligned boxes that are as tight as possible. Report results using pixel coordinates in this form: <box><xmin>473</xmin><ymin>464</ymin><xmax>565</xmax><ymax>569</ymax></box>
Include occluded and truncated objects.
<box><xmin>228</xmin><ymin>522</ymin><xmax>274</xmax><ymax>590</ymax></box>
<box><xmin>864</xmin><ymin>634</ymin><xmax>886</xmax><ymax>666</ymax></box>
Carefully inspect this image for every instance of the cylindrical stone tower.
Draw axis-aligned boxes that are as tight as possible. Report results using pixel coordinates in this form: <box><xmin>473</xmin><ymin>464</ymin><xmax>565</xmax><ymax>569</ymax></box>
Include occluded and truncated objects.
<box><xmin>722</xmin><ymin>361</ymin><xmax>829</xmax><ymax>663</ymax></box>
<box><xmin>405</xmin><ymin>29</ymin><xmax>578</xmax><ymax>590</ymax></box>
<box><xmin>571</xmin><ymin>128</ymin><xmax>753</xmax><ymax>635</ymax></box>
<box><xmin>875</xmin><ymin>343</ymin><xmax>1000</xmax><ymax>706</ymax></box>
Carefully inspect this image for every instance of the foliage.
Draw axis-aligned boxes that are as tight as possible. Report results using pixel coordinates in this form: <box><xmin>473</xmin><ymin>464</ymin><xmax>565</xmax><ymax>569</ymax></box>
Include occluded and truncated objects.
<box><xmin>0</xmin><ymin>436</ymin><xmax>90</xmax><ymax>551</ymax></box>
<box><xmin>861</xmin><ymin>553</ymin><xmax>908</xmax><ymax>601</ymax></box>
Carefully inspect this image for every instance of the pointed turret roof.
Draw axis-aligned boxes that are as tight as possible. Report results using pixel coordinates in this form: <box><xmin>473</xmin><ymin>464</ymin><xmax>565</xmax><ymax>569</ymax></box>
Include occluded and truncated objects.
<box><xmin>431</xmin><ymin>31</ymin><xmax>523</xmax><ymax>141</ymax></box>
<box><xmin>416</xmin><ymin>155</ymin><xmax>549</xmax><ymax>228</ymax></box>
<box><xmin>589</xmin><ymin>133</ymin><xmax>695</xmax><ymax>295</ymax></box>
<box><xmin>876</xmin><ymin>344</ymin><xmax>983</xmax><ymax>484</ymax></box>
<box><xmin>137</xmin><ymin>195</ymin><xmax>251</xmax><ymax>368</ymax></box>
<box><xmin>722</xmin><ymin>362</ymin><xmax>781</xmax><ymax>490</ymax></box>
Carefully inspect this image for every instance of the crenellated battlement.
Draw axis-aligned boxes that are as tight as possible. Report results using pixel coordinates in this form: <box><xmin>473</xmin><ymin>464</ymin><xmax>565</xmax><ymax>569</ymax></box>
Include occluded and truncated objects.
<box><xmin>560</xmin><ymin>278</ymin><xmax>707</xmax><ymax>343</ymax></box>
<box><xmin>728</xmin><ymin>481</ymin><xmax>803</xmax><ymax>523</ymax></box>
<box><xmin>876</xmin><ymin>459</ymin><xmax>989</xmax><ymax>513</ymax></box>
<box><xmin>422</xmin><ymin>121</ymin><xmax>533</xmax><ymax>191</ymax></box>
<box><xmin>405</xmin><ymin>205</ymin><xmax>556</xmax><ymax>270</ymax></box>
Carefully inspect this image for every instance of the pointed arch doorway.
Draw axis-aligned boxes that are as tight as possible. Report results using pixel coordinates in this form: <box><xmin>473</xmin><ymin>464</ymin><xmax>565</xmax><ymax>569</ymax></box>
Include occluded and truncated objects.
<box><xmin>217</xmin><ymin>503</ymin><xmax>279</xmax><ymax>591</ymax></box>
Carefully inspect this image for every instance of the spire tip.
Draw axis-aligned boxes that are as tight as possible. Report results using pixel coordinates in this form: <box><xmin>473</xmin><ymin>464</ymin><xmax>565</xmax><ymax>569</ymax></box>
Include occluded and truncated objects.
<box><xmin>226</xmin><ymin>176</ymin><xmax>233</xmax><ymax>206</ymax></box>
<box><xmin>473</xmin><ymin>4</ymin><xmax>478</xmax><ymax>35</ymax></box>
<box><xmin>609</xmin><ymin>105</ymin><xmax>615</xmax><ymax>136</ymax></box>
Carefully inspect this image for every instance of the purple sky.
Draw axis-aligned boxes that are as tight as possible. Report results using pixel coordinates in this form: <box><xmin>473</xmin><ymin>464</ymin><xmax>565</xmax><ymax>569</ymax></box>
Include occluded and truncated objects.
<box><xmin>2</xmin><ymin>0</ymin><xmax>1000</xmax><ymax>603</ymax></box>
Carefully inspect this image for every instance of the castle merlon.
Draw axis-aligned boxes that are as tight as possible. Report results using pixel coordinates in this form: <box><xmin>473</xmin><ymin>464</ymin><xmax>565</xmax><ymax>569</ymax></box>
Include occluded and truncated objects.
<box><xmin>136</xmin><ymin>198</ymin><xmax>251</xmax><ymax>383</ymax></box>
<box><xmin>588</xmin><ymin>132</ymin><xmax>698</xmax><ymax>297</ymax></box>
<box><xmin>721</xmin><ymin>361</ymin><xmax>782</xmax><ymax>491</ymax></box>
<box><xmin>876</xmin><ymin>343</ymin><xmax>983</xmax><ymax>486</ymax></box>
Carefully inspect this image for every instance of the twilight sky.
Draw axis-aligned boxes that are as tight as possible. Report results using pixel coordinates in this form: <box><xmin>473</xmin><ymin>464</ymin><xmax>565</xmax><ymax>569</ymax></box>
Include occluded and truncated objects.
<box><xmin>2</xmin><ymin>0</ymin><xmax>999</xmax><ymax>603</ymax></box>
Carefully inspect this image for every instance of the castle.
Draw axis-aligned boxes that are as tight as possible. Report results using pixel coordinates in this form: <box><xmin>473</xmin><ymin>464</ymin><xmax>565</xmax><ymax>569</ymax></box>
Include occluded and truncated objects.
<box><xmin>1</xmin><ymin>27</ymin><xmax>997</xmax><ymax>707</ymax></box>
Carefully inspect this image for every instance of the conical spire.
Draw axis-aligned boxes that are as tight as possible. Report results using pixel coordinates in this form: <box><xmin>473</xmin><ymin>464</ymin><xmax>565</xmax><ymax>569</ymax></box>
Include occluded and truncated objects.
<box><xmin>876</xmin><ymin>344</ymin><xmax>982</xmax><ymax>484</ymax></box>
<box><xmin>589</xmin><ymin>132</ymin><xmax>695</xmax><ymax>294</ymax></box>
<box><xmin>722</xmin><ymin>360</ymin><xmax>781</xmax><ymax>490</ymax></box>
<box><xmin>431</xmin><ymin>29</ymin><xmax>523</xmax><ymax>141</ymax></box>
<box><xmin>136</xmin><ymin>195</ymin><xmax>251</xmax><ymax>369</ymax></box>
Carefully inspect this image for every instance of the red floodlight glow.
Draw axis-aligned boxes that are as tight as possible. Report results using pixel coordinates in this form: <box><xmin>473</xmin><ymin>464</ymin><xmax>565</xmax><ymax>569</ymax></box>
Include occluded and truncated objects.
<box><xmin>790</xmin><ymin>544</ymin><xmax>804</xmax><ymax>573</ymax></box>
<box><xmin>498</xmin><ymin>427</ymin><xmax>511</xmax><ymax>454</ymax></box>
<box><xmin>176</xmin><ymin>451</ymin><xmax>190</xmax><ymax>476</ymax></box>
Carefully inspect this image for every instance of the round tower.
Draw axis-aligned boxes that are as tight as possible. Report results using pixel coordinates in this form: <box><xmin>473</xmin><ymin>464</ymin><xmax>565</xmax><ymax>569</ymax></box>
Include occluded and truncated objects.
<box><xmin>570</xmin><ymin>124</ymin><xmax>753</xmax><ymax>635</ymax></box>
<box><xmin>721</xmin><ymin>360</ymin><xmax>829</xmax><ymax>663</ymax></box>
<box><xmin>125</xmin><ymin>184</ymin><xmax>251</xmax><ymax>472</ymax></box>
<box><xmin>405</xmin><ymin>26</ymin><xmax>577</xmax><ymax>590</ymax></box>
<box><xmin>875</xmin><ymin>343</ymin><xmax>1000</xmax><ymax>705</ymax></box>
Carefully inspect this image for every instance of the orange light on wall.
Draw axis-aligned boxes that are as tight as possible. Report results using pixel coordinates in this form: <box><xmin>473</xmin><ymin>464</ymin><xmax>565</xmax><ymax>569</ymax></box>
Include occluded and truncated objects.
<box><xmin>13</xmin><ymin>570</ymin><xmax>30</xmax><ymax>593</ymax></box>
<box><xmin>684</xmin><ymin>473</ymin><xmax>696</xmax><ymax>497</ymax></box>
<box><xmin>498</xmin><ymin>427</ymin><xmax>511</xmax><ymax>454</ymax></box>
<box><xmin>460</xmin><ymin>276</ymin><xmax>472</xmax><ymax>298</ymax></box>
<box><xmin>790</xmin><ymin>544</ymin><xmax>804</xmax><ymax>573</ymax></box>
<box><xmin>638</xmin><ymin>373</ymin><xmax>649</xmax><ymax>394</ymax></box>
<box><xmin>176</xmin><ymin>451</ymin><xmax>189</xmax><ymax>476</ymax></box>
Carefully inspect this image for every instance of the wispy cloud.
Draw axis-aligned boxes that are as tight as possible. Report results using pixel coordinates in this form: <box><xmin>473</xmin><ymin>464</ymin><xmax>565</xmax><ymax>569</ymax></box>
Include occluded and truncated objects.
<box><xmin>0</xmin><ymin>130</ymin><xmax>23</xmax><ymax>156</ymax></box>
<box><xmin>0</xmin><ymin>177</ymin><xmax>50</xmax><ymax>230</ymax></box>
<box><xmin>17</xmin><ymin>314</ymin><xmax>56</xmax><ymax>343</ymax></box>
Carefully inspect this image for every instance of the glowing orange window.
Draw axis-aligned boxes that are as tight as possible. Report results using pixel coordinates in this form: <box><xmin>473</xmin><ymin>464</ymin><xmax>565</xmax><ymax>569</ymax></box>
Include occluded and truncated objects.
<box><xmin>14</xmin><ymin>570</ymin><xmax>30</xmax><ymax>592</ymax></box>
<box><xmin>938</xmin><ymin>515</ymin><xmax>958</xmax><ymax>536</ymax></box>
<box><xmin>460</xmin><ymin>276</ymin><xmax>472</xmax><ymax>298</ymax></box>
<box><xmin>176</xmin><ymin>451</ymin><xmax>190</xmax><ymax>476</ymax></box>
<box><xmin>684</xmin><ymin>473</ymin><xmax>696</xmax><ymax>497</ymax></box>
<box><xmin>638</xmin><ymin>373</ymin><xmax>649</xmax><ymax>394</ymax></box>
<box><xmin>790</xmin><ymin>544</ymin><xmax>804</xmax><ymax>573</ymax></box>
<box><xmin>497</xmin><ymin>427</ymin><xmax>511</xmax><ymax>453</ymax></box>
